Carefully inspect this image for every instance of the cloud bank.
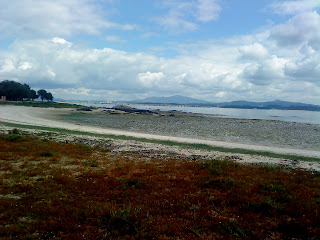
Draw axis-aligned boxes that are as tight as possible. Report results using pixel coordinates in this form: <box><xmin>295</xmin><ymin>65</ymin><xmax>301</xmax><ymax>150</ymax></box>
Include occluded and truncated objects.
<box><xmin>0</xmin><ymin>0</ymin><xmax>319</xmax><ymax>104</ymax></box>
<box><xmin>0</xmin><ymin>0</ymin><xmax>135</xmax><ymax>38</ymax></box>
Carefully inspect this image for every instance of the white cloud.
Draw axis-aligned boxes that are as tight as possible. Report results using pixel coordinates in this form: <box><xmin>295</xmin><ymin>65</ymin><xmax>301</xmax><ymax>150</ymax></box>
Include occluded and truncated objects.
<box><xmin>1</xmin><ymin>6</ymin><xmax>320</xmax><ymax>104</ymax></box>
<box><xmin>18</xmin><ymin>62</ymin><xmax>33</xmax><ymax>70</ymax></box>
<box><xmin>0</xmin><ymin>59</ymin><xmax>16</xmax><ymax>72</ymax></box>
<box><xmin>46</xmin><ymin>66</ymin><xmax>56</xmax><ymax>79</ymax></box>
<box><xmin>154</xmin><ymin>0</ymin><xmax>221</xmax><ymax>33</ymax></box>
<box><xmin>52</xmin><ymin>37</ymin><xmax>70</xmax><ymax>45</ymax></box>
<box><xmin>105</xmin><ymin>35</ymin><xmax>126</xmax><ymax>43</ymax></box>
<box><xmin>284</xmin><ymin>54</ymin><xmax>320</xmax><ymax>83</ymax></box>
<box><xmin>241</xmin><ymin>56</ymin><xmax>288</xmax><ymax>85</ymax></box>
<box><xmin>0</xmin><ymin>0</ymin><xmax>136</xmax><ymax>38</ymax></box>
<box><xmin>270</xmin><ymin>11</ymin><xmax>320</xmax><ymax>46</ymax></box>
<box><xmin>156</xmin><ymin>15</ymin><xmax>198</xmax><ymax>33</ymax></box>
<box><xmin>137</xmin><ymin>72</ymin><xmax>165</xmax><ymax>87</ymax></box>
<box><xmin>269</xmin><ymin>0</ymin><xmax>320</xmax><ymax>15</ymax></box>
<box><xmin>215</xmin><ymin>91</ymin><xmax>226</xmax><ymax>98</ymax></box>
<box><xmin>195</xmin><ymin>0</ymin><xmax>221</xmax><ymax>22</ymax></box>
<box><xmin>238</xmin><ymin>42</ymin><xmax>269</xmax><ymax>60</ymax></box>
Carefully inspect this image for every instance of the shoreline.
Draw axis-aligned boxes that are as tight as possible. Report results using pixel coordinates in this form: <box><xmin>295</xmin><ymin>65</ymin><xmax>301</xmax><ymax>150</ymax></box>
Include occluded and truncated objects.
<box><xmin>1</xmin><ymin>105</ymin><xmax>320</xmax><ymax>171</ymax></box>
<box><xmin>1</xmin><ymin>105</ymin><xmax>319</xmax><ymax>157</ymax></box>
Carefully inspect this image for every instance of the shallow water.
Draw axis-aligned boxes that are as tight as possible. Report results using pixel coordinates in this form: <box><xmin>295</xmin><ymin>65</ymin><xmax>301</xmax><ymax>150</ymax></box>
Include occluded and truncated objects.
<box><xmin>77</xmin><ymin>102</ymin><xmax>320</xmax><ymax>124</ymax></box>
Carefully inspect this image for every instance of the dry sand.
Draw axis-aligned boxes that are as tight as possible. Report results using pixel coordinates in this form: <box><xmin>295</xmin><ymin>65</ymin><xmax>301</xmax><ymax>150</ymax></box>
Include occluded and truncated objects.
<box><xmin>1</xmin><ymin>105</ymin><xmax>320</xmax><ymax>171</ymax></box>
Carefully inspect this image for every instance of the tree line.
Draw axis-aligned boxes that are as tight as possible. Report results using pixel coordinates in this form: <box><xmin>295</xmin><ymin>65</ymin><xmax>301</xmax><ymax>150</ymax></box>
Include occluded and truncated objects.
<box><xmin>0</xmin><ymin>80</ymin><xmax>53</xmax><ymax>101</ymax></box>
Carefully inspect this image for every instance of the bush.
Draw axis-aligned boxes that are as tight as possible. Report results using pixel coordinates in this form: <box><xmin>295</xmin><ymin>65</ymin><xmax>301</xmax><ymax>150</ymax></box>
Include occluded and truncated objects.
<box><xmin>9</xmin><ymin>128</ymin><xmax>20</xmax><ymax>135</ymax></box>
<box><xmin>6</xmin><ymin>134</ymin><xmax>25</xmax><ymax>142</ymax></box>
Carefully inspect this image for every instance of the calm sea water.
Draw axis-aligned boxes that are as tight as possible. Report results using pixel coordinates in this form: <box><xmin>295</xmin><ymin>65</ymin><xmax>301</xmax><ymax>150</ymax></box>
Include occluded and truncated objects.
<box><xmin>77</xmin><ymin>102</ymin><xmax>320</xmax><ymax>124</ymax></box>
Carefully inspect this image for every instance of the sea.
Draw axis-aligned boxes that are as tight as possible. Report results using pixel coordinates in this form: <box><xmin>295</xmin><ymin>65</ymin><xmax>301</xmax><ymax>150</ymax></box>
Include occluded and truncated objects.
<box><xmin>76</xmin><ymin>102</ymin><xmax>320</xmax><ymax>125</ymax></box>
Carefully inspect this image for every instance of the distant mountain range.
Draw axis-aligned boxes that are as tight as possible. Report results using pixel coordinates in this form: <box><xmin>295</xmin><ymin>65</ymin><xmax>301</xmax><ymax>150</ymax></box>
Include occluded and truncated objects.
<box><xmin>129</xmin><ymin>95</ymin><xmax>320</xmax><ymax>111</ymax></box>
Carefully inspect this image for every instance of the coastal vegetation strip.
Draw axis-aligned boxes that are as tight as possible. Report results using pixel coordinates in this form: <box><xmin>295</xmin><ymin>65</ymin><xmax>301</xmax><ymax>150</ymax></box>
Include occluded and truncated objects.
<box><xmin>1</xmin><ymin>131</ymin><xmax>320</xmax><ymax>239</ymax></box>
<box><xmin>0</xmin><ymin>100</ymin><xmax>83</xmax><ymax>108</ymax></box>
<box><xmin>1</xmin><ymin>121</ymin><xmax>319</xmax><ymax>162</ymax></box>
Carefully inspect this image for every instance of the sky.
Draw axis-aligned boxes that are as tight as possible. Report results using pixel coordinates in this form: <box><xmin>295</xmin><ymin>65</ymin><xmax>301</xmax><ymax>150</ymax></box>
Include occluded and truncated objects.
<box><xmin>0</xmin><ymin>0</ymin><xmax>320</xmax><ymax>104</ymax></box>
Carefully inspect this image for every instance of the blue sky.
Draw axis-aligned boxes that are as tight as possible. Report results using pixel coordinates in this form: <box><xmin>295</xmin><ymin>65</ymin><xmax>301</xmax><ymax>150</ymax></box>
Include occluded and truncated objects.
<box><xmin>0</xmin><ymin>0</ymin><xmax>320</xmax><ymax>104</ymax></box>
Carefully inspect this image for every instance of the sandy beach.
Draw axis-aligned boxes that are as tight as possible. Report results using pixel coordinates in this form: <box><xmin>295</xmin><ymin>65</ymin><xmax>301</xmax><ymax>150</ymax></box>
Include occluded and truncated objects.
<box><xmin>1</xmin><ymin>105</ymin><xmax>320</xmax><ymax>171</ymax></box>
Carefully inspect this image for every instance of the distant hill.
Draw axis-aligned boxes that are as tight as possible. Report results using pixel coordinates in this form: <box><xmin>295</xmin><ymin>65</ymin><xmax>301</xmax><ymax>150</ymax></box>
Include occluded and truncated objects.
<box><xmin>219</xmin><ymin>100</ymin><xmax>320</xmax><ymax>111</ymax></box>
<box><xmin>131</xmin><ymin>95</ymin><xmax>211</xmax><ymax>105</ymax></box>
<box><xmin>129</xmin><ymin>96</ymin><xmax>320</xmax><ymax>111</ymax></box>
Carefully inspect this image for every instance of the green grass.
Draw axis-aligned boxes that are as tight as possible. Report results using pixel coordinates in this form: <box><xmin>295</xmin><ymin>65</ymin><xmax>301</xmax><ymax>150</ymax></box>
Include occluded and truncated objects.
<box><xmin>0</xmin><ymin>101</ymin><xmax>83</xmax><ymax>108</ymax></box>
<box><xmin>1</xmin><ymin>121</ymin><xmax>319</xmax><ymax>162</ymax></box>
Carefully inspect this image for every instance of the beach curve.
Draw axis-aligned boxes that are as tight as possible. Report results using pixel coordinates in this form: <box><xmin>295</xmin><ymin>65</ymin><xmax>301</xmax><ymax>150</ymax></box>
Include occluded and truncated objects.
<box><xmin>1</xmin><ymin>105</ymin><xmax>319</xmax><ymax>158</ymax></box>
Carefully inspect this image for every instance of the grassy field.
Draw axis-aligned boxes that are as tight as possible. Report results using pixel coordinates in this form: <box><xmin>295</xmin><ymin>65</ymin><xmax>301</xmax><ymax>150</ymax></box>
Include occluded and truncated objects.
<box><xmin>1</xmin><ymin>130</ymin><xmax>320</xmax><ymax>239</ymax></box>
<box><xmin>0</xmin><ymin>101</ymin><xmax>83</xmax><ymax>108</ymax></box>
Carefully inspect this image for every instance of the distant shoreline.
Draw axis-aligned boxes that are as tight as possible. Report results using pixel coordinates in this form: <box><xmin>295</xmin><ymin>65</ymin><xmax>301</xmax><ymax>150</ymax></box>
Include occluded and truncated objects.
<box><xmin>72</xmin><ymin>101</ymin><xmax>320</xmax><ymax>124</ymax></box>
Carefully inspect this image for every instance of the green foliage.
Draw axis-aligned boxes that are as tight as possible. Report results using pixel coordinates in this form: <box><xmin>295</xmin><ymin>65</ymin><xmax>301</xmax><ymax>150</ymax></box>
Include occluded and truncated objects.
<box><xmin>17</xmin><ymin>146</ymin><xmax>28</xmax><ymax>151</ymax></box>
<box><xmin>119</xmin><ymin>177</ymin><xmax>145</xmax><ymax>189</ymax></box>
<box><xmin>201</xmin><ymin>159</ymin><xmax>240</xmax><ymax>175</ymax></box>
<box><xmin>28</xmin><ymin>89</ymin><xmax>38</xmax><ymax>100</ymax></box>
<box><xmin>0</xmin><ymin>80</ymin><xmax>37</xmax><ymax>101</ymax></box>
<box><xmin>9</xmin><ymin>128</ymin><xmax>20</xmax><ymax>134</ymax></box>
<box><xmin>38</xmin><ymin>89</ymin><xmax>47</xmax><ymax>101</ymax></box>
<box><xmin>37</xmin><ymin>89</ymin><xmax>54</xmax><ymax>101</ymax></box>
<box><xmin>6</xmin><ymin>134</ymin><xmax>25</xmax><ymax>142</ymax></box>
<box><xmin>0</xmin><ymin>80</ymin><xmax>54</xmax><ymax>101</ymax></box>
<box><xmin>5</xmin><ymin>128</ymin><xmax>25</xmax><ymax>141</ymax></box>
<box><xmin>46</xmin><ymin>92</ymin><xmax>53</xmax><ymax>101</ymax></box>
<box><xmin>78</xmin><ymin>145</ymin><xmax>91</xmax><ymax>151</ymax></box>
<box><xmin>101</xmin><ymin>208</ymin><xmax>138</xmax><ymax>237</ymax></box>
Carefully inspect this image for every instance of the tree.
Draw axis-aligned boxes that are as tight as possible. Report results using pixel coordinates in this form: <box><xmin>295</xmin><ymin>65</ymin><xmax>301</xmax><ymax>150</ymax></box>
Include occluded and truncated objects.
<box><xmin>0</xmin><ymin>80</ymin><xmax>32</xmax><ymax>101</ymax></box>
<box><xmin>0</xmin><ymin>80</ymin><xmax>53</xmax><ymax>102</ymax></box>
<box><xmin>28</xmin><ymin>90</ymin><xmax>38</xmax><ymax>100</ymax></box>
<box><xmin>37</xmin><ymin>89</ymin><xmax>54</xmax><ymax>101</ymax></box>
<box><xmin>45</xmin><ymin>92</ymin><xmax>53</xmax><ymax>101</ymax></box>
<box><xmin>37</xmin><ymin>89</ymin><xmax>47</xmax><ymax>101</ymax></box>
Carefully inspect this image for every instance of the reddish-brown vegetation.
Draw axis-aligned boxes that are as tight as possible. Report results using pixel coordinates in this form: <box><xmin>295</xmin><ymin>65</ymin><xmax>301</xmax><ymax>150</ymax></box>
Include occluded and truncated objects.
<box><xmin>0</xmin><ymin>132</ymin><xmax>320</xmax><ymax>239</ymax></box>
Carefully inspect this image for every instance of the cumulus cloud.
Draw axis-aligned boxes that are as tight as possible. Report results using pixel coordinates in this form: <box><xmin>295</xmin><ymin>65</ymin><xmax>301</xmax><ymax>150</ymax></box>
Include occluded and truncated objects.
<box><xmin>1</xmin><ymin>4</ymin><xmax>320</xmax><ymax>104</ymax></box>
<box><xmin>270</xmin><ymin>11</ymin><xmax>320</xmax><ymax>47</ymax></box>
<box><xmin>0</xmin><ymin>0</ymin><xmax>136</xmax><ymax>38</ymax></box>
<box><xmin>215</xmin><ymin>91</ymin><xmax>226</xmax><ymax>98</ymax></box>
<box><xmin>52</xmin><ymin>37</ymin><xmax>70</xmax><ymax>45</ymax></box>
<box><xmin>1</xmin><ymin>30</ymin><xmax>319</xmax><ymax>103</ymax></box>
<box><xmin>0</xmin><ymin>59</ymin><xmax>16</xmax><ymax>73</ymax></box>
<box><xmin>238</xmin><ymin>43</ymin><xmax>268</xmax><ymax>60</ymax></box>
<box><xmin>285</xmin><ymin>55</ymin><xmax>320</xmax><ymax>83</ymax></box>
<box><xmin>0</xmin><ymin>37</ymin><xmax>250</xmax><ymax>100</ymax></box>
<box><xmin>137</xmin><ymin>72</ymin><xmax>165</xmax><ymax>87</ymax></box>
<box><xmin>241</xmin><ymin>56</ymin><xmax>288</xmax><ymax>85</ymax></box>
